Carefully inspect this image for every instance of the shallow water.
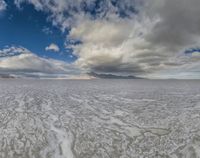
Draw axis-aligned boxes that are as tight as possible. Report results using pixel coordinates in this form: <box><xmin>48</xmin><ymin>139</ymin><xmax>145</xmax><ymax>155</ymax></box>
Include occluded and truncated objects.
<box><xmin>0</xmin><ymin>79</ymin><xmax>200</xmax><ymax>158</ymax></box>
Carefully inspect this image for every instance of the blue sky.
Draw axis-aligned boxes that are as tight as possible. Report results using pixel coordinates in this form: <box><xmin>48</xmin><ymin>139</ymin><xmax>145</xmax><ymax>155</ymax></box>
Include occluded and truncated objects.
<box><xmin>0</xmin><ymin>0</ymin><xmax>200</xmax><ymax>79</ymax></box>
<box><xmin>0</xmin><ymin>0</ymin><xmax>76</xmax><ymax>62</ymax></box>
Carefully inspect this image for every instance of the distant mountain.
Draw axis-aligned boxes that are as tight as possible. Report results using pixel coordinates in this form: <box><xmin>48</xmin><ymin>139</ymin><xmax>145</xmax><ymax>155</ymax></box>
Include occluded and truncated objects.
<box><xmin>88</xmin><ymin>72</ymin><xmax>143</xmax><ymax>79</ymax></box>
<box><xmin>0</xmin><ymin>74</ymin><xmax>15</xmax><ymax>78</ymax></box>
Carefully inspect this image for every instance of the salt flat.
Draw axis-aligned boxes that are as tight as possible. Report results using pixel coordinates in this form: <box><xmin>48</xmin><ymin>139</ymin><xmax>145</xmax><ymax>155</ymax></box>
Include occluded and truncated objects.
<box><xmin>0</xmin><ymin>79</ymin><xmax>200</xmax><ymax>158</ymax></box>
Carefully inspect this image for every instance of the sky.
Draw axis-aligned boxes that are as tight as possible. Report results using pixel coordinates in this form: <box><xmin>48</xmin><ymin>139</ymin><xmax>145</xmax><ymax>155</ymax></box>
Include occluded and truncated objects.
<box><xmin>0</xmin><ymin>0</ymin><xmax>200</xmax><ymax>79</ymax></box>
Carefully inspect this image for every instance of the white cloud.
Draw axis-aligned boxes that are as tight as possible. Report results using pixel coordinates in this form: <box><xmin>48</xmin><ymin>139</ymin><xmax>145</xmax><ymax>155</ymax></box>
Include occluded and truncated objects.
<box><xmin>0</xmin><ymin>46</ymin><xmax>30</xmax><ymax>57</ymax></box>
<box><xmin>0</xmin><ymin>0</ymin><xmax>6</xmax><ymax>12</ymax></box>
<box><xmin>68</xmin><ymin>0</ymin><xmax>200</xmax><ymax>78</ymax></box>
<box><xmin>14</xmin><ymin>0</ymin><xmax>140</xmax><ymax>31</ymax></box>
<box><xmin>45</xmin><ymin>43</ymin><xmax>60</xmax><ymax>52</ymax></box>
<box><xmin>0</xmin><ymin>46</ymin><xmax>81</xmax><ymax>78</ymax></box>
<box><xmin>69</xmin><ymin>16</ymin><xmax>168</xmax><ymax>76</ymax></box>
<box><xmin>13</xmin><ymin>0</ymin><xmax>200</xmax><ymax>78</ymax></box>
<box><xmin>42</xmin><ymin>26</ymin><xmax>53</xmax><ymax>35</ymax></box>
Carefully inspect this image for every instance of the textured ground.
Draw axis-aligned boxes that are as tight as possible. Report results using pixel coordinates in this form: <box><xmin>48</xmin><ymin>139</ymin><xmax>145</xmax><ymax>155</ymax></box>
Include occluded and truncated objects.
<box><xmin>0</xmin><ymin>79</ymin><xmax>200</xmax><ymax>158</ymax></box>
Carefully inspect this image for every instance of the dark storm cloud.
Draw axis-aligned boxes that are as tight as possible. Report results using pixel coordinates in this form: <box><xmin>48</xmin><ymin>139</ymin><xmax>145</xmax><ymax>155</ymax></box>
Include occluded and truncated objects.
<box><xmin>147</xmin><ymin>0</ymin><xmax>200</xmax><ymax>49</ymax></box>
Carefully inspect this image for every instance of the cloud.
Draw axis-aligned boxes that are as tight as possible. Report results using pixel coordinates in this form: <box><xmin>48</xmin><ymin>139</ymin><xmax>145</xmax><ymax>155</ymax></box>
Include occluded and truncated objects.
<box><xmin>42</xmin><ymin>26</ymin><xmax>53</xmax><ymax>35</ymax></box>
<box><xmin>13</xmin><ymin>0</ymin><xmax>200</xmax><ymax>78</ymax></box>
<box><xmin>0</xmin><ymin>0</ymin><xmax>6</xmax><ymax>12</ymax></box>
<box><xmin>0</xmin><ymin>46</ymin><xmax>81</xmax><ymax>78</ymax></box>
<box><xmin>45</xmin><ymin>43</ymin><xmax>60</xmax><ymax>52</ymax></box>
<box><xmin>0</xmin><ymin>46</ymin><xmax>30</xmax><ymax>57</ymax></box>
<box><xmin>69</xmin><ymin>17</ymin><xmax>167</xmax><ymax>76</ymax></box>
<box><xmin>145</xmin><ymin>0</ymin><xmax>200</xmax><ymax>50</ymax></box>
<box><xmin>68</xmin><ymin>0</ymin><xmax>200</xmax><ymax>78</ymax></box>
<box><xmin>14</xmin><ymin>0</ymin><xmax>140</xmax><ymax>31</ymax></box>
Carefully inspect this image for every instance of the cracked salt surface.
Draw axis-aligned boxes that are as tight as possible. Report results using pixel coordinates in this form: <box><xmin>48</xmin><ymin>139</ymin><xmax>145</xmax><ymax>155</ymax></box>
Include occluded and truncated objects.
<box><xmin>0</xmin><ymin>79</ymin><xmax>200</xmax><ymax>158</ymax></box>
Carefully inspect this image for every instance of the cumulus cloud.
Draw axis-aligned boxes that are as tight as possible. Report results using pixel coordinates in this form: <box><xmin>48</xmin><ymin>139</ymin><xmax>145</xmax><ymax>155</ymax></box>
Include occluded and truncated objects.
<box><xmin>0</xmin><ymin>46</ymin><xmax>80</xmax><ymax>78</ymax></box>
<box><xmin>14</xmin><ymin>0</ymin><xmax>140</xmax><ymax>31</ymax></box>
<box><xmin>68</xmin><ymin>16</ymin><xmax>171</xmax><ymax>76</ymax></box>
<box><xmin>0</xmin><ymin>0</ymin><xmax>6</xmax><ymax>12</ymax></box>
<box><xmin>45</xmin><ymin>43</ymin><xmax>60</xmax><ymax>52</ymax></box>
<box><xmin>69</xmin><ymin>17</ymin><xmax>161</xmax><ymax>76</ymax></box>
<box><xmin>0</xmin><ymin>46</ymin><xmax>30</xmax><ymax>57</ymax></box>
<box><xmin>13</xmin><ymin>0</ymin><xmax>200</xmax><ymax>78</ymax></box>
<box><xmin>69</xmin><ymin>0</ymin><xmax>200</xmax><ymax>77</ymax></box>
